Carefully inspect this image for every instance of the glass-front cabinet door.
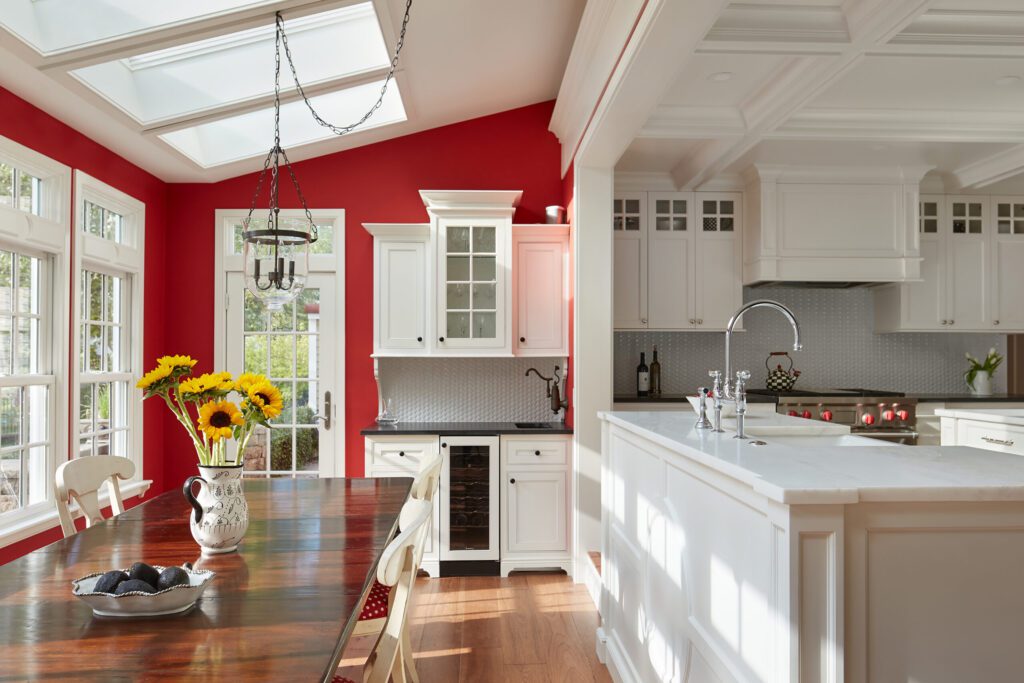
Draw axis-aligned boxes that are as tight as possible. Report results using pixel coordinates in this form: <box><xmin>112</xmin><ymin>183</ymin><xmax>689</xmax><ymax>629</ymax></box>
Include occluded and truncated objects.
<box><xmin>436</xmin><ymin>218</ymin><xmax>508</xmax><ymax>351</ymax></box>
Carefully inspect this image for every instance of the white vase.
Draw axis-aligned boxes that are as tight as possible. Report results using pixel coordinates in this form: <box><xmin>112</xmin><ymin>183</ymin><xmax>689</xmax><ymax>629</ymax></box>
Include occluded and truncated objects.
<box><xmin>969</xmin><ymin>370</ymin><xmax>993</xmax><ymax>397</ymax></box>
<box><xmin>183</xmin><ymin>465</ymin><xmax>249</xmax><ymax>555</ymax></box>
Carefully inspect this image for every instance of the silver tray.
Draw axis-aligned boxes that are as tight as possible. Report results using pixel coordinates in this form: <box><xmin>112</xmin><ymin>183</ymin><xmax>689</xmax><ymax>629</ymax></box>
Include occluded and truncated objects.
<box><xmin>72</xmin><ymin>565</ymin><xmax>215</xmax><ymax>617</ymax></box>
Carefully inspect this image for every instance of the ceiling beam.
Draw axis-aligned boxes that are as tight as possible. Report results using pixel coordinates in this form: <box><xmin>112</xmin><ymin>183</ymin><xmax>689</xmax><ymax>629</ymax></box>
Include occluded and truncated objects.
<box><xmin>12</xmin><ymin>0</ymin><xmax>363</xmax><ymax>72</ymax></box>
<box><xmin>953</xmin><ymin>145</ymin><xmax>1024</xmax><ymax>189</ymax></box>
<box><xmin>669</xmin><ymin>0</ymin><xmax>934</xmax><ymax>189</ymax></box>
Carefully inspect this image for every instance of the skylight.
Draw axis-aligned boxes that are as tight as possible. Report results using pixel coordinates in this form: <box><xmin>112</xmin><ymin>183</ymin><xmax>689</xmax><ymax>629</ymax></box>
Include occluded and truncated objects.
<box><xmin>1</xmin><ymin>0</ymin><xmax>273</xmax><ymax>56</ymax></box>
<box><xmin>69</xmin><ymin>3</ymin><xmax>389</xmax><ymax>126</ymax></box>
<box><xmin>159</xmin><ymin>80</ymin><xmax>407</xmax><ymax>168</ymax></box>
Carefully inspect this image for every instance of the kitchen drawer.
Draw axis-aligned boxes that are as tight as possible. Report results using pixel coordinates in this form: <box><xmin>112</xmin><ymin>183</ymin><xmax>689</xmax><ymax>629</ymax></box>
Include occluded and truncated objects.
<box><xmin>367</xmin><ymin>437</ymin><xmax>438</xmax><ymax>474</ymax></box>
<box><xmin>504</xmin><ymin>438</ymin><xmax>568</xmax><ymax>467</ymax></box>
<box><xmin>958</xmin><ymin>420</ymin><xmax>1024</xmax><ymax>456</ymax></box>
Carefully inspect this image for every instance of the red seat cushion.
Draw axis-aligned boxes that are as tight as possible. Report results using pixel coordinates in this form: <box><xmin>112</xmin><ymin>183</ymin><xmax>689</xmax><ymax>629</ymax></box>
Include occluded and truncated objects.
<box><xmin>331</xmin><ymin>676</ymin><xmax>355</xmax><ymax>683</ymax></box>
<box><xmin>358</xmin><ymin>579</ymin><xmax>391</xmax><ymax>621</ymax></box>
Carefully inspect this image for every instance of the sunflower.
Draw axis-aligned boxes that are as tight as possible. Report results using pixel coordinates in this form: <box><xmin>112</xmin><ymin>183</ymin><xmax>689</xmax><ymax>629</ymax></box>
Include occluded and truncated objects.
<box><xmin>156</xmin><ymin>355</ymin><xmax>198</xmax><ymax>371</ymax></box>
<box><xmin>247</xmin><ymin>380</ymin><xmax>284</xmax><ymax>419</ymax></box>
<box><xmin>136</xmin><ymin>364</ymin><xmax>173</xmax><ymax>391</ymax></box>
<box><xmin>181</xmin><ymin>371</ymin><xmax>235</xmax><ymax>397</ymax></box>
<box><xmin>234</xmin><ymin>372</ymin><xmax>268</xmax><ymax>394</ymax></box>
<box><xmin>197</xmin><ymin>400</ymin><xmax>244</xmax><ymax>441</ymax></box>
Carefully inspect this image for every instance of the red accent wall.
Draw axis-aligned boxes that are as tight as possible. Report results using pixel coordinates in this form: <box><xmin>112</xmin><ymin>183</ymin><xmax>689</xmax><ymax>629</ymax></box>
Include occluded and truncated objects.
<box><xmin>162</xmin><ymin>101</ymin><xmax>565</xmax><ymax>484</ymax></box>
<box><xmin>0</xmin><ymin>87</ymin><xmax>169</xmax><ymax>563</ymax></box>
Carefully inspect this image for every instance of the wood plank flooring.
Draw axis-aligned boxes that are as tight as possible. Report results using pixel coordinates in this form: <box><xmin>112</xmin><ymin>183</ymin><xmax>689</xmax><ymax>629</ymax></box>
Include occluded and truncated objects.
<box><xmin>336</xmin><ymin>573</ymin><xmax>612</xmax><ymax>683</ymax></box>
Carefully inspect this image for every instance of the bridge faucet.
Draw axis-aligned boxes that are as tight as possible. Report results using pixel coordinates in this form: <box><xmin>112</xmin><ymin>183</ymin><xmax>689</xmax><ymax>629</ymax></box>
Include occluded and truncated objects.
<box><xmin>722</xmin><ymin>300</ymin><xmax>802</xmax><ymax>400</ymax></box>
<box><xmin>733</xmin><ymin>371</ymin><xmax>751</xmax><ymax>439</ymax></box>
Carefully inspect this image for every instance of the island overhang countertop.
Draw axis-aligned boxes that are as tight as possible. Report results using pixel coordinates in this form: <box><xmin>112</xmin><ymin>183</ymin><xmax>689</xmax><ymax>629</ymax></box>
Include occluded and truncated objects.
<box><xmin>600</xmin><ymin>409</ymin><xmax>1024</xmax><ymax>505</ymax></box>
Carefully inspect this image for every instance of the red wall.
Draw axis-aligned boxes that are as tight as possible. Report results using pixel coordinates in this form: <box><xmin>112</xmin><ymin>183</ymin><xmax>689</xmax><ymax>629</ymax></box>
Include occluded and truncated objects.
<box><xmin>163</xmin><ymin>101</ymin><xmax>566</xmax><ymax>483</ymax></box>
<box><xmin>0</xmin><ymin>87</ymin><xmax>169</xmax><ymax>563</ymax></box>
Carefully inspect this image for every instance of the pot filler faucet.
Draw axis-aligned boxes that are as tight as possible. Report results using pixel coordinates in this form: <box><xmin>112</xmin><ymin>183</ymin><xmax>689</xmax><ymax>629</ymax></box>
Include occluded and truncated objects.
<box><xmin>526</xmin><ymin>366</ymin><xmax>568</xmax><ymax>417</ymax></box>
<box><xmin>704</xmin><ymin>300</ymin><xmax>802</xmax><ymax>439</ymax></box>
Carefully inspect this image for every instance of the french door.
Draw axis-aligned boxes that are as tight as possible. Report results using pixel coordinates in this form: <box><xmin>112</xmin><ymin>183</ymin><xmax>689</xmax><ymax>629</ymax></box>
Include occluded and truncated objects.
<box><xmin>224</xmin><ymin>273</ymin><xmax>339</xmax><ymax>477</ymax></box>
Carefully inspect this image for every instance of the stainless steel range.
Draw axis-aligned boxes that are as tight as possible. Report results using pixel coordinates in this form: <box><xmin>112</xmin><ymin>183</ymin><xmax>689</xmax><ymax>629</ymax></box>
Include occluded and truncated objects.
<box><xmin>747</xmin><ymin>388</ymin><xmax>919</xmax><ymax>445</ymax></box>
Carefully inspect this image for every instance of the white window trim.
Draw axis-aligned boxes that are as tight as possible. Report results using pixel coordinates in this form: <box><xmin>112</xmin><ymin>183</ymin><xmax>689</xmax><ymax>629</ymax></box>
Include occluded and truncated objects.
<box><xmin>72</xmin><ymin>171</ymin><xmax>145</xmax><ymax>484</ymax></box>
<box><xmin>213</xmin><ymin>208</ymin><xmax>346</xmax><ymax>476</ymax></box>
<box><xmin>0</xmin><ymin>135</ymin><xmax>72</xmax><ymax>544</ymax></box>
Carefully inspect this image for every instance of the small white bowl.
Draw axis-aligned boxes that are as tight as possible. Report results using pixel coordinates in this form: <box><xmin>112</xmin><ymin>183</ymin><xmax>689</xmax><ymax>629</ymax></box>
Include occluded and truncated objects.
<box><xmin>72</xmin><ymin>565</ymin><xmax>215</xmax><ymax>617</ymax></box>
<box><xmin>686</xmin><ymin>395</ymin><xmax>737</xmax><ymax>417</ymax></box>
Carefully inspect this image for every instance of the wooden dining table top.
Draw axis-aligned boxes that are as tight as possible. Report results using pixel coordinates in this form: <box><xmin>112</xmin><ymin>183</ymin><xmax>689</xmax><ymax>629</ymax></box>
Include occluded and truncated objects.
<box><xmin>0</xmin><ymin>476</ymin><xmax>412</xmax><ymax>682</ymax></box>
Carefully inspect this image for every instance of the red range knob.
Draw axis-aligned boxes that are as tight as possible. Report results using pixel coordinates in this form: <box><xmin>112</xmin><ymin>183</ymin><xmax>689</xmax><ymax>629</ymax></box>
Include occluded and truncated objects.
<box><xmin>896</xmin><ymin>409</ymin><xmax>909</xmax><ymax>421</ymax></box>
<box><xmin>882</xmin><ymin>409</ymin><xmax>895</xmax><ymax>422</ymax></box>
<box><xmin>862</xmin><ymin>413</ymin><xmax>876</xmax><ymax>426</ymax></box>
<box><xmin>788</xmin><ymin>410</ymin><xmax>798</xmax><ymax>417</ymax></box>
<box><xmin>821</xmin><ymin>410</ymin><xmax>833</xmax><ymax>422</ymax></box>
<box><xmin>801</xmin><ymin>410</ymin><xmax>812</xmax><ymax>419</ymax></box>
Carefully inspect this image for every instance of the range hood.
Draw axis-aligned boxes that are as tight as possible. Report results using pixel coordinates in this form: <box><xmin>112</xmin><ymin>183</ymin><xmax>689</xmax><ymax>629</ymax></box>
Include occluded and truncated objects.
<box><xmin>741</xmin><ymin>164</ymin><xmax>931</xmax><ymax>286</ymax></box>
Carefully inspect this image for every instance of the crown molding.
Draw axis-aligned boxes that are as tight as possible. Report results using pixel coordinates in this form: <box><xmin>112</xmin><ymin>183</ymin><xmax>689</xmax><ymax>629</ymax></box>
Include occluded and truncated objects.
<box><xmin>419</xmin><ymin>190</ymin><xmax>523</xmax><ymax>216</ymax></box>
<box><xmin>745</xmin><ymin>162</ymin><xmax>933</xmax><ymax>185</ymax></box>
<box><xmin>771</xmin><ymin>107</ymin><xmax>1024</xmax><ymax>143</ymax></box>
<box><xmin>952</xmin><ymin>145</ymin><xmax>1024</xmax><ymax>190</ymax></box>
<box><xmin>638</xmin><ymin>105</ymin><xmax>746</xmax><ymax>139</ymax></box>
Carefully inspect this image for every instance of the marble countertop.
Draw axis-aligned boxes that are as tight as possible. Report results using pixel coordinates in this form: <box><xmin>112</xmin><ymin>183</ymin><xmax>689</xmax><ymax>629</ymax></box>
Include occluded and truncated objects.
<box><xmin>934</xmin><ymin>408</ymin><xmax>1024</xmax><ymax>425</ymax></box>
<box><xmin>600</xmin><ymin>409</ymin><xmax>1024</xmax><ymax>505</ymax></box>
<box><xmin>360</xmin><ymin>421</ymin><xmax>573</xmax><ymax>436</ymax></box>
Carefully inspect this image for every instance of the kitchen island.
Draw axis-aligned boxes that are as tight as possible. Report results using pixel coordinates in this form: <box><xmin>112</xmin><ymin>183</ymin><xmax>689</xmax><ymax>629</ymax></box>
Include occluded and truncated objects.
<box><xmin>598</xmin><ymin>409</ymin><xmax>1024</xmax><ymax>683</ymax></box>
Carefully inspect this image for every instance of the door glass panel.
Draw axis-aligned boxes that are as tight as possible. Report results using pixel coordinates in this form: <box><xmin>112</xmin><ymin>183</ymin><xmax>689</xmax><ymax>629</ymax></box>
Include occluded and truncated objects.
<box><xmin>473</xmin><ymin>226</ymin><xmax>495</xmax><ymax>253</ymax></box>
<box><xmin>241</xmin><ymin>287</ymin><xmax>320</xmax><ymax>476</ymax></box>
<box><xmin>447</xmin><ymin>283</ymin><xmax>470</xmax><ymax>309</ymax></box>
<box><xmin>474</xmin><ymin>312</ymin><xmax>496</xmax><ymax>338</ymax></box>
<box><xmin>447</xmin><ymin>256</ymin><xmax>470</xmax><ymax>281</ymax></box>
<box><xmin>447</xmin><ymin>312</ymin><xmax>470</xmax><ymax>338</ymax></box>
<box><xmin>473</xmin><ymin>256</ymin><xmax>495</xmax><ymax>281</ymax></box>
<box><xmin>652</xmin><ymin>196</ymin><xmax>688</xmax><ymax>232</ymax></box>
<box><xmin>447</xmin><ymin>445</ymin><xmax>491</xmax><ymax>551</ymax></box>
<box><xmin>444</xmin><ymin>224</ymin><xmax>498</xmax><ymax>341</ymax></box>
<box><xmin>447</xmin><ymin>226</ymin><xmax>470</xmax><ymax>253</ymax></box>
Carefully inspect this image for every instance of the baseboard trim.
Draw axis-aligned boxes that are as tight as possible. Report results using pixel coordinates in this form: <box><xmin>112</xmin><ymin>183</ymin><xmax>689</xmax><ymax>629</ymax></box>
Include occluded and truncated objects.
<box><xmin>604</xmin><ymin>629</ymin><xmax>641</xmax><ymax>683</ymax></box>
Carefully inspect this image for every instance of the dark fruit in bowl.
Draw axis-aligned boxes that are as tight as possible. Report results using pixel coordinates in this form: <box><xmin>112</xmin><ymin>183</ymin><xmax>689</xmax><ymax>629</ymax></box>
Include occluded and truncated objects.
<box><xmin>114</xmin><ymin>579</ymin><xmax>157</xmax><ymax>595</ymax></box>
<box><xmin>93</xmin><ymin>570</ymin><xmax>128</xmax><ymax>594</ymax></box>
<box><xmin>157</xmin><ymin>566</ymin><xmax>190</xmax><ymax>591</ymax></box>
<box><xmin>127</xmin><ymin>562</ymin><xmax>160</xmax><ymax>589</ymax></box>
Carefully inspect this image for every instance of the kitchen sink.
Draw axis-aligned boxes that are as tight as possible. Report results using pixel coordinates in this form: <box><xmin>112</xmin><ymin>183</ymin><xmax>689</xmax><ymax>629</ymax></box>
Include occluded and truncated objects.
<box><xmin>514</xmin><ymin>422</ymin><xmax>548</xmax><ymax>429</ymax></box>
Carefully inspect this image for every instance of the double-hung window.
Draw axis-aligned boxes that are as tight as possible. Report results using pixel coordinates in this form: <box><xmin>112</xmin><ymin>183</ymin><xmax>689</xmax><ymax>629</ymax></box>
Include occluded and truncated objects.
<box><xmin>73</xmin><ymin>173</ymin><xmax>144</xmax><ymax>475</ymax></box>
<box><xmin>0</xmin><ymin>136</ymin><xmax>70</xmax><ymax>532</ymax></box>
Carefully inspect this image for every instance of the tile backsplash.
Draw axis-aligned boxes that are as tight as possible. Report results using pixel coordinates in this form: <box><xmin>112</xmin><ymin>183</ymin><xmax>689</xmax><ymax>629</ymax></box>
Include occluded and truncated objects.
<box><xmin>615</xmin><ymin>286</ymin><xmax>1008</xmax><ymax>396</ymax></box>
<box><xmin>377</xmin><ymin>357</ymin><xmax>567</xmax><ymax>422</ymax></box>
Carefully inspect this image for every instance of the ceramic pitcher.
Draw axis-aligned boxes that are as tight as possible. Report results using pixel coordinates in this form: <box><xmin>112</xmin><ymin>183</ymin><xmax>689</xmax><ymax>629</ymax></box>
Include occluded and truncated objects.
<box><xmin>183</xmin><ymin>465</ymin><xmax>249</xmax><ymax>555</ymax></box>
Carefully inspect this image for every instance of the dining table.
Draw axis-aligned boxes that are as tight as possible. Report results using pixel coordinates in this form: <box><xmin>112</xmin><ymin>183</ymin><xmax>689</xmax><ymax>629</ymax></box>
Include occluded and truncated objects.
<box><xmin>0</xmin><ymin>476</ymin><xmax>412</xmax><ymax>682</ymax></box>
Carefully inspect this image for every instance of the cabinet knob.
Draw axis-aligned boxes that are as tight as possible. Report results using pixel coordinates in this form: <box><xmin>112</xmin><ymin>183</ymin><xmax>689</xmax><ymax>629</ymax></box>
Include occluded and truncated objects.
<box><xmin>534</xmin><ymin>450</ymin><xmax>541</xmax><ymax>456</ymax></box>
<box><xmin>697</xmin><ymin>319</ymin><xmax>703</xmax><ymax>325</ymax></box>
<box><xmin>417</xmin><ymin>336</ymin><xmax>423</xmax><ymax>342</ymax></box>
<box><xmin>439</xmin><ymin>336</ymin><xmax>445</xmax><ymax>342</ymax></box>
<box><xmin>520</xmin><ymin>337</ymin><xmax>526</xmax><ymax>343</ymax></box>
<box><xmin>950</xmin><ymin>320</ymin><xmax>954</xmax><ymax>325</ymax></box>
<box><xmin>689</xmin><ymin>319</ymin><xmax>695</xmax><ymax>324</ymax></box>
<box><xmin>399</xmin><ymin>451</ymin><xmax>405</xmax><ymax>457</ymax></box>
<box><xmin>441</xmin><ymin>442</ymin><xmax>447</xmax><ymax>449</ymax></box>
<box><xmin>994</xmin><ymin>320</ymin><xmax>1000</xmax><ymax>326</ymax></box>
<box><xmin>510</xmin><ymin>478</ymin><xmax>516</xmax><ymax>484</ymax></box>
<box><xmin>641</xmin><ymin>318</ymin><xmax>647</xmax><ymax>325</ymax></box>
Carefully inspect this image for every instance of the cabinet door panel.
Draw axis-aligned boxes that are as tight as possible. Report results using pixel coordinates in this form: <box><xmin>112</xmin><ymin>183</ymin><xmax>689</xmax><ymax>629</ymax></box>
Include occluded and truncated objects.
<box><xmin>436</xmin><ymin>220</ymin><xmax>508</xmax><ymax>350</ymax></box>
<box><xmin>946</xmin><ymin>196</ymin><xmax>988</xmax><ymax>330</ymax></box>
<box><xmin>614</xmin><ymin>194</ymin><xmax>647</xmax><ymax>329</ymax></box>
<box><xmin>990</xmin><ymin>197</ymin><xmax>1024</xmax><ymax>330</ymax></box>
<box><xmin>515</xmin><ymin>239</ymin><xmax>566</xmax><ymax>354</ymax></box>
<box><xmin>378</xmin><ymin>241</ymin><xmax>428</xmax><ymax>350</ymax></box>
<box><xmin>695</xmin><ymin>193</ymin><xmax>742</xmax><ymax>330</ymax></box>
<box><xmin>506</xmin><ymin>469</ymin><xmax>568</xmax><ymax>553</ymax></box>
<box><xmin>903</xmin><ymin>237</ymin><xmax>945</xmax><ymax>330</ymax></box>
<box><xmin>647</xmin><ymin>192</ymin><xmax>695</xmax><ymax>329</ymax></box>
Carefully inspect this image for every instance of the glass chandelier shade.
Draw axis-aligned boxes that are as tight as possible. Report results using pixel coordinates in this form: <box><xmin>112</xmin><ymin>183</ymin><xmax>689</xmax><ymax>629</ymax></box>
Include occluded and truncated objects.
<box><xmin>243</xmin><ymin>212</ymin><xmax>314</xmax><ymax>310</ymax></box>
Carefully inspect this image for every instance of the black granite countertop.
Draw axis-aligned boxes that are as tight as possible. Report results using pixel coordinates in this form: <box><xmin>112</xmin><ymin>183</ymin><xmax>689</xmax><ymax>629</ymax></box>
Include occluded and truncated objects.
<box><xmin>360</xmin><ymin>421</ymin><xmax>573</xmax><ymax>436</ymax></box>
<box><xmin>613</xmin><ymin>394</ymin><xmax>777</xmax><ymax>404</ymax></box>
<box><xmin>913</xmin><ymin>394</ymin><xmax>1024</xmax><ymax>403</ymax></box>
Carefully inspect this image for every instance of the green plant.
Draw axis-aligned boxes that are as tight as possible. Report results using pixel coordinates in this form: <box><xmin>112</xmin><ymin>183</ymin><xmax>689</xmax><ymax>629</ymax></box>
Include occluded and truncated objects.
<box><xmin>965</xmin><ymin>348</ymin><xmax>1004</xmax><ymax>388</ymax></box>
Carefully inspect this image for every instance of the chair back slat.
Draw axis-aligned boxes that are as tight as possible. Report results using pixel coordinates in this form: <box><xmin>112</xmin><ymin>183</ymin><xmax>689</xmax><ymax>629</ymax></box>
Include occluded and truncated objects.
<box><xmin>54</xmin><ymin>455</ymin><xmax>135</xmax><ymax>538</ymax></box>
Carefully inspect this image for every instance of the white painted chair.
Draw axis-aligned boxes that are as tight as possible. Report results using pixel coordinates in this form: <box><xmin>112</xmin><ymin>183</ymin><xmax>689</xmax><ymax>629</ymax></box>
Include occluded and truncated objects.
<box><xmin>349</xmin><ymin>450</ymin><xmax>442</xmax><ymax>681</ymax></box>
<box><xmin>333</xmin><ymin>498</ymin><xmax>433</xmax><ymax>683</ymax></box>
<box><xmin>54</xmin><ymin>455</ymin><xmax>135</xmax><ymax>538</ymax></box>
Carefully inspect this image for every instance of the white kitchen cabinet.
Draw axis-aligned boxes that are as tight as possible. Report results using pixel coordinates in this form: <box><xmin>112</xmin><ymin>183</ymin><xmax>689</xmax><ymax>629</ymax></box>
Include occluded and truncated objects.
<box><xmin>512</xmin><ymin>226</ymin><xmax>569</xmax><ymax>356</ymax></box>
<box><xmin>614</xmin><ymin>190</ymin><xmax>741</xmax><ymax>331</ymax></box>
<box><xmin>367</xmin><ymin>225</ymin><xmax>431</xmax><ymax>354</ymax></box>
<box><xmin>613</xmin><ymin>193</ymin><xmax>647</xmax><ymax>329</ymax></box>
<box><xmin>364</xmin><ymin>436</ymin><xmax>441</xmax><ymax>576</ymax></box>
<box><xmin>946</xmin><ymin>195</ymin><xmax>989</xmax><ymax>330</ymax></box>
<box><xmin>499</xmin><ymin>435</ymin><xmax>572</xmax><ymax>576</ymax></box>
<box><xmin>990</xmin><ymin>197</ymin><xmax>1024</xmax><ymax>329</ymax></box>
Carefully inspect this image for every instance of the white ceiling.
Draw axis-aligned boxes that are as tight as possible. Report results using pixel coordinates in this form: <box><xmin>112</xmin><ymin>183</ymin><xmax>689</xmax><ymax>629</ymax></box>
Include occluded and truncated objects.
<box><xmin>0</xmin><ymin>0</ymin><xmax>584</xmax><ymax>182</ymax></box>
<box><xmin>617</xmin><ymin>0</ymin><xmax>1024</xmax><ymax>192</ymax></box>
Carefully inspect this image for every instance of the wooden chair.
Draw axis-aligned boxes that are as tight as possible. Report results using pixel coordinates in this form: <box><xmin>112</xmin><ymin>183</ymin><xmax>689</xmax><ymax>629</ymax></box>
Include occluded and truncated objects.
<box><xmin>333</xmin><ymin>498</ymin><xmax>433</xmax><ymax>683</ymax></box>
<box><xmin>349</xmin><ymin>451</ymin><xmax>442</xmax><ymax>681</ymax></box>
<box><xmin>54</xmin><ymin>455</ymin><xmax>135</xmax><ymax>538</ymax></box>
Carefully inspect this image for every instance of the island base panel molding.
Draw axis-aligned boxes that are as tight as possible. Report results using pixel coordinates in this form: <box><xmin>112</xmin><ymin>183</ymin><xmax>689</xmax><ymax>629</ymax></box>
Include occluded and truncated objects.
<box><xmin>601</xmin><ymin>422</ymin><xmax>1024</xmax><ymax>683</ymax></box>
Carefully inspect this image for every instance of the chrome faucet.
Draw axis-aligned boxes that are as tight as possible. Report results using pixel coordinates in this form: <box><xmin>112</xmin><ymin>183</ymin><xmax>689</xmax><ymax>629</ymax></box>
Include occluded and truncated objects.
<box><xmin>695</xmin><ymin>387</ymin><xmax>713</xmax><ymax>430</ymax></box>
<box><xmin>733</xmin><ymin>371</ymin><xmax>751</xmax><ymax>439</ymax></box>
<box><xmin>707</xmin><ymin>371</ymin><xmax>725</xmax><ymax>432</ymax></box>
<box><xmin>722</xmin><ymin>300</ymin><xmax>802</xmax><ymax>400</ymax></box>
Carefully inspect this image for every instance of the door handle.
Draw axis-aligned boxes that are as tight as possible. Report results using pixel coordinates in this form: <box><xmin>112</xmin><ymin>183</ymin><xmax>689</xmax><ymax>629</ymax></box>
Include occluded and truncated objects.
<box><xmin>314</xmin><ymin>391</ymin><xmax>332</xmax><ymax>431</ymax></box>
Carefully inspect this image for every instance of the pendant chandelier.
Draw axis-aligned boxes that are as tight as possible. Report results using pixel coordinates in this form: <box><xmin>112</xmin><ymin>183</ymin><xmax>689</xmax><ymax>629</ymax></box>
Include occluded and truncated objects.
<box><xmin>243</xmin><ymin>2</ymin><xmax>412</xmax><ymax>310</ymax></box>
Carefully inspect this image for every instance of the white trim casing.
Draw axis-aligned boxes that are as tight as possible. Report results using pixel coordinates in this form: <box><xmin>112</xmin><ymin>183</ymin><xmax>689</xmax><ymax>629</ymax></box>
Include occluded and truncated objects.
<box><xmin>213</xmin><ymin>208</ymin><xmax>346</xmax><ymax>477</ymax></box>
<box><xmin>72</xmin><ymin>171</ymin><xmax>146</xmax><ymax>483</ymax></box>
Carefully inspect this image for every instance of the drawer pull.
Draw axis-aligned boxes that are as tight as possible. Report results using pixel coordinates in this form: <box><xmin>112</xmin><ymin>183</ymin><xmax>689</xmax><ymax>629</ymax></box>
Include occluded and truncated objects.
<box><xmin>399</xmin><ymin>451</ymin><xmax>405</xmax><ymax>457</ymax></box>
<box><xmin>982</xmin><ymin>436</ymin><xmax>1015</xmax><ymax>447</ymax></box>
<box><xmin>534</xmin><ymin>450</ymin><xmax>541</xmax><ymax>456</ymax></box>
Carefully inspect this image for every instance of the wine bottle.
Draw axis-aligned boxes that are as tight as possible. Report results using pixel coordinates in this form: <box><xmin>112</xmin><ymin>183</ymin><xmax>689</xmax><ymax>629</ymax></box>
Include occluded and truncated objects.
<box><xmin>650</xmin><ymin>345</ymin><xmax>661</xmax><ymax>395</ymax></box>
<box><xmin>637</xmin><ymin>352</ymin><xmax>650</xmax><ymax>397</ymax></box>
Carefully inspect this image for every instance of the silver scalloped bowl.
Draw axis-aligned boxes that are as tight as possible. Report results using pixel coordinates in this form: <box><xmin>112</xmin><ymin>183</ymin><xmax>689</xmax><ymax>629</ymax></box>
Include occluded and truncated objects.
<box><xmin>72</xmin><ymin>566</ymin><xmax>216</xmax><ymax>617</ymax></box>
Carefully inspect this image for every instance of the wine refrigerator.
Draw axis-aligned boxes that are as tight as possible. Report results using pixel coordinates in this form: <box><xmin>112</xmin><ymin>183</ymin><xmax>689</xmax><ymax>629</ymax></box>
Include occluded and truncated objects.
<box><xmin>439</xmin><ymin>436</ymin><xmax>499</xmax><ymax>573</ymax></box>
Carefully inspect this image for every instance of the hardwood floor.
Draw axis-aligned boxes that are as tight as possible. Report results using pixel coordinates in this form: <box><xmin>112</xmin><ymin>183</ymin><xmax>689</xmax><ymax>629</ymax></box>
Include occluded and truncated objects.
<box><xmin>337</xmin><ymin>572</ymin><xmax>612</xmax><ymax>683</ymax></box>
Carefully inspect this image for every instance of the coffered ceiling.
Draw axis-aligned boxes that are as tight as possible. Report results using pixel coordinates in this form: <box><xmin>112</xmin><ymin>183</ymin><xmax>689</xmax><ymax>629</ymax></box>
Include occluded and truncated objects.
<box><xmin>616</xmin><ymin>0</ymin><xmax>1024</xmax><ymax>191</ymax></box>
<box><xmin>0</xmin><ymin>0</ymin><xmax>584</xmax><ymax>181</ymax></box>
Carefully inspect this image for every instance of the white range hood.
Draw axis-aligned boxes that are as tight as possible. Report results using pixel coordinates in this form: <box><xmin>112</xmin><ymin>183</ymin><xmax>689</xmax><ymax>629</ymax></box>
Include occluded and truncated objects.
<box><xmin>741</xmin><ymin>164</ymin><xmax>933</xmax><ymax>285</ymax></box>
